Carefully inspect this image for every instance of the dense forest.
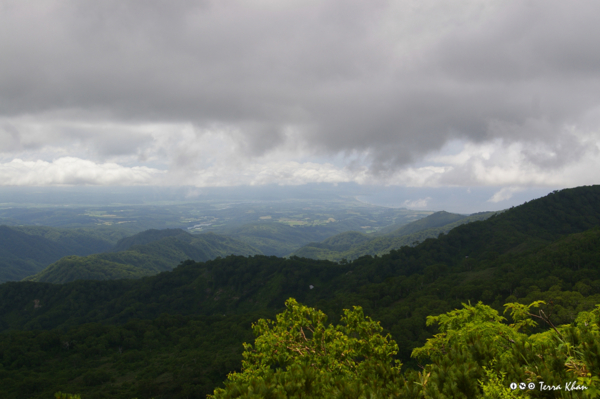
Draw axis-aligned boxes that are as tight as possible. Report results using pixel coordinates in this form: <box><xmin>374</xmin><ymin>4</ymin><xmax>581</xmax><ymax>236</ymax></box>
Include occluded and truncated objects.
<box><xmin>10</xmin><ymin>210</ymin><xmax>478</xmax><ymax>285</ymax></box>
<box><xmin>2</xmin><ymin>206</ymin><xmax>436</xmax><ymax>285</ymax></box>
<box><xmin>23</xmin><ymin>229</ymin><xmax>261</xmax><ymax>284</ymax></box>
<box><xmin>291</xmin><ymin>210</ymin><xmax>497</xmax><ymax>261</ymax></box>
<box><xmin>0</xmin><ymin>185</ymin><xmax>599</xmax><ymax>398</ymax></box>
<box><xmin>0</xmin><ymin>226</ymin><xmax>124</xmax><ymax>283</ymax></box>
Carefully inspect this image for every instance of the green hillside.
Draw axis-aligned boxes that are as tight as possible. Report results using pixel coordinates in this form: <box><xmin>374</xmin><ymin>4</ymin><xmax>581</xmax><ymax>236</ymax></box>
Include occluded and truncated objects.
<box><xmin>1</xmin><ymin>185</ymin><xmax>600</xmax><ymax>398</ymax></box>
<box><xmin>0</xmin><ymin>226</ymin><xmax>118</xmax><ymax>283</ymax></box>
<box><xmin>217</xmin><ymin>223</ymin><xmax>335</xmax><ymax>256</ymax></box>
<box><xmin>214</xmin><ymin>207</ymin><xmax>432</xmax><ymax>257</ymax></box>
<box><xmin>292</xmin><ymin>210</ymin><xmax>496</xmax><ymax>261</ymax></box>
<box><xmin>111</xmin><ymin>228</ymin><xmax>190</xmax><ymax>252</ymax></box>
<box><xmin>376</xmin><ymin>210</ymin><xmax>467</xmax><ymax>236</ymax></box>
<box><xmin>23</xmin><ymin>229</ymin><xmax>262</xmax><ymax>284</ymax></box>
<box><xmin>305</xmin><ymin>230</ymin><xmax>372</xmax><ymax>252</ymax></box>
<box><xmin>9</xmin><ymin>225</ymin><xmax>128</xmax><ymax>250</ymax></box>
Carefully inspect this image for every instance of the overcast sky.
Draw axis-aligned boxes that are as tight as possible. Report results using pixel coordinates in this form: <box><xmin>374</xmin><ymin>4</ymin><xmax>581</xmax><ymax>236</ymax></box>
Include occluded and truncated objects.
<box><xmin>1</xmin><ymin>0</ymin><xmax>599</xmax><ymax>206</ymax></box>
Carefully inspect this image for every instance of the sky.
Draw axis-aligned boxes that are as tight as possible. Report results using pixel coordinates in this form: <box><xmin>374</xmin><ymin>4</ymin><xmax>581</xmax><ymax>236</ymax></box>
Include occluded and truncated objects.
<box><xmin>1</xmin><ymin>0</ymin><xmax>599</xmax><ymax>209</ymax></box>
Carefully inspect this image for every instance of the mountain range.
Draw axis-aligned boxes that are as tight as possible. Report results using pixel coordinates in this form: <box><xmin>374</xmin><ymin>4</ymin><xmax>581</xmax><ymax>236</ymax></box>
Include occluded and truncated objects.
<box><xmin>22</xmin><ymin>229</ymin><xmax>261</xmax><ymax>284</ymax></box>
<box><xmin>0</xmin><ymin>226</ymin><xmax>121</xmax><ymax>283</ymax></box>
<box><xmin>0</xmin><ymin>205</ymin><xmax>482</xmax><ymax>285</ymax></box>
<box><xmin>1</xmin><ymin>185</ymin><xmax>599</xmax><ymax>398</ymax></box>
<box><xmin>13</xmin><ymin>210</ymin><xmax>496</xmax><ymax>284</ymax></box>
<box><xmin>290</xmin><ymin>210</ymin><xmax>497</xmax><ymax>261</ymax></box>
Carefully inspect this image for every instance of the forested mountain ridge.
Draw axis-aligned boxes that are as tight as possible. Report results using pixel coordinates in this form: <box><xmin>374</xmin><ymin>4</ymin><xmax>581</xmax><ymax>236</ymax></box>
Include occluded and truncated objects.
<box><xmin>1</xmin><ymin>185</ymin><xmax>600</xmax><ymax>398</ymax></box>
<box><xmin>375</xmin><ymin>210</ymin><xmax>468</xmax><ymax>237</ymax></box>
<box><xmin>300</xmin><ymin>230</ymin><xmax>372</xmax><ymax>252</ymax></box>
<box><xmin>214</xmin><ymin>222</ymin><xmax>339</xmax><ymax>257</ymax></box>
<box><xmin>0</xmin><ymin>203</ymin><xmax>429</xmax><ymax>284</ymax></box>
<box><xmin>2</xmin><ymin>185</ymin><xmax>599</xmax><ymax>332</ymax></box>
<box><xmin>0</xmin><ymin>226</ymin><xmax>118</xmax><ymax>283</ymax></box>
<box><xmin>293</xmin><ymin>184</ymin><xmax>600</xmax><ymax>263</ymax></box>
<box><xmin>22</xmin><ymin>229</ymin><xmax>262</xmax><ymax>284</ymax></box>
<box><xmin>9</xmin><ymin>225</ymin><xmax>128</xmax><ymax>250</ymax></box>
<box><xmin>291</xmin><ymin>210</ymin><xmax>496</xmax><ymax>261</ymax></box>
<box><xmin>110</xmin><ymin>228</ymin><xmax>190</xmax><ymax>252</ymax></box>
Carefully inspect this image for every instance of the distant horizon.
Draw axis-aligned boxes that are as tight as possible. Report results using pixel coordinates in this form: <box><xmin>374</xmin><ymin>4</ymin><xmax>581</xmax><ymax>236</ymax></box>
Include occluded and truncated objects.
<box><xmin>0</xmin><ymin>183</ymin><xmax>565</xmax><ymax>215</ymax></box>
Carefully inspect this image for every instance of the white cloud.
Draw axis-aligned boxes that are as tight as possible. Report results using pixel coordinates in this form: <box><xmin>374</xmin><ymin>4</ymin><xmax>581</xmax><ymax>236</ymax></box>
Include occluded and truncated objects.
<box><xmin>0</xmin><ymin>116</ymin><xmax>598</xmax><ymax>189</ymax></box>
<box><xmin>1</xmin><ymin>1</ymin><xmax>600</xmax><ymax>189</ymax></box>
<box><xmin>402</xmin><ymin>197</ymin><xmax>432</xmax><ymax>209</ymax></box>
<box><xmin>429</xmin><ymin>128</ymin><xmax>600</xmax><ymax>188</ymax></box>
<box><xmin>0</xmin><ymin>157</ymin><xmax>163</xmax><ymax>186</ymax></box>
<box><xmin>170</xmin><ymin>160</ymin><xmax>352</xmax><ymax>187</ymax></box>
<box><xmin>488</xmin><ymin>187</ymin><xmax>523</xmax><ymax>203</ymax></box>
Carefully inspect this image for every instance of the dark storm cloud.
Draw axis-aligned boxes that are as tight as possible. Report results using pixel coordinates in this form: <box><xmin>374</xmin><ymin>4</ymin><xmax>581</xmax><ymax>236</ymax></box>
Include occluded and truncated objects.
<box><xmin>1</xmin><ymin>0</ymin><xmax>599</xmax><ymax>173</ymax></box>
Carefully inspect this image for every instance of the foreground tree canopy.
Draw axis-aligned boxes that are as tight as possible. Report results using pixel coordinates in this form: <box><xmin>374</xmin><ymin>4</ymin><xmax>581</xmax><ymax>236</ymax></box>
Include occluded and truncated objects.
<box><xmin>412</xmin><ymin>301</ymin><xmax>600</xmax><ymax>398</ymax></box>
<box><xmin>210</xmin><ymin>298</ymin><xmax>404</xmax><ymax>398</ymax></box>
<box><xmin>210</xmin><ymin>299</ymin><xmax>600</xmax><ymax>398</ymax></box>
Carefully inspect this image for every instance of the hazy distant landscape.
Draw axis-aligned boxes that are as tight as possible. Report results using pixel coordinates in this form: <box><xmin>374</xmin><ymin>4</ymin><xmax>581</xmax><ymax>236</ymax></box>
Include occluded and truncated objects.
<box><xmin>0</xmin><ymin>186</ymin><xmax>437</xmax><ymax>284</ymax></box>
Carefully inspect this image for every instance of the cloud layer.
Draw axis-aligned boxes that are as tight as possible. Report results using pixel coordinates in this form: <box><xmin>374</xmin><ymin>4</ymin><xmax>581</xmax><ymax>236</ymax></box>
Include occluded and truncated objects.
<box><xmin>0</xmin><ymin>157</ymin><xmax>162</xmax><ymax>186</ymax></box>
<box><xmin>1</xmin><ymin>0</ymin><xmax>599</xmax><ymax>188</ymax></box>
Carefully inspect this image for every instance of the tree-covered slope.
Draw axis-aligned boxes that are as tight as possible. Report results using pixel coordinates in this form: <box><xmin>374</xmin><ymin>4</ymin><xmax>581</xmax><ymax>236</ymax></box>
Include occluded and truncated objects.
<box><xmin>22</xmin><ymin>255</ymin><xmax>152</xmax><ymax>284</ymax></box>
<box><xmin>0</xmin><ymin>226</ymin><xmax>117</xmax><ymax>283</ymax></box>
<box><xmin>292</xmin><ymin>210</ymin><xmax>496</xmax><ymax>261</ymax></box>
<box><xmin>111</xmin><ymin>228</ymin><xmax>189</xmax><ymax>252</ymax></box>
<box><xmin>381</xmin><ymin>210</ymin><xmax>468</xmax><ymax>237</ymax></box>
<box><xmin>218</xmin><ymin>223</ymin><xmax>336</xmax><ymax>257</ymax></box>
<box><xmin>9</xmin><ymin>225</ymin><xmax>125</xmax><ymax>252</ymax></box>
<box><xmin>3</xmin><ymin>186</ymin><xmax>600</xmax><ymax>333</ymax></box>
<box><xmin>296</xmin><ymin>230</ymin><xmax>372</xmax><ymax>253</ymax></box>
<box><xmin>1</xmin><ymin>227</ymin><xmax>600</xmax><ymax>398</ymax></box>
<box><xmin>23</xmin><ymin>230</ymin><xmax>262</xmax><ymax>284</ymax></box>
<box><xmin>1</xmin><ymin>185</ymin><xmax>600</xmax><ymax>398</ymax></box>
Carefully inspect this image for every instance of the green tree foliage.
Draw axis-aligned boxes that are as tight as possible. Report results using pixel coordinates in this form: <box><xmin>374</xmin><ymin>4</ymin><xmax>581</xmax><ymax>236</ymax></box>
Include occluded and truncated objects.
<box><xmin>0</xmin><ymin>313</ymin><xmax>257</xmax><ymax>398</ymax></box>
<box><xmin>211</xmin><ymin>298</ymin><xmax>403</xmax><ymax>398</ymax></box>
<box><xmin>54</xmin><ymin>392</ymin><xmax>82</xmax><ymax>399</ymax></box>
<box><xmin>410</xmin><ymin>301</ymin><xmax>600</xmax><ymax>398</ymax></box>
<box><xmin>222</xmin><ymin>223</ymin><xmax>334</xmax><ymax>257</ymax></box>
<box><xmin>211</xmin><ymin>299</ymin><xmax>600</xmax><ymax>398</ymax></box>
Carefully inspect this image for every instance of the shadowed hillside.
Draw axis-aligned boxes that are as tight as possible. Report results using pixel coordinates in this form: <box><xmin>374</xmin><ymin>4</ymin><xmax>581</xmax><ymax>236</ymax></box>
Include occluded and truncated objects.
<box><xmin>23</xmin><ymin>229</ymin><xmax>262</xmax><ymax>284</ymax></box>
<box><xmin>291</xmin><ymin>210</ymin><xmax>496</xmax><ymax>261</ymax></box>
<box><xmin>0</xmin><ymin>226</ymin><xmax>118</xmax><ymax>283</ymax></box>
